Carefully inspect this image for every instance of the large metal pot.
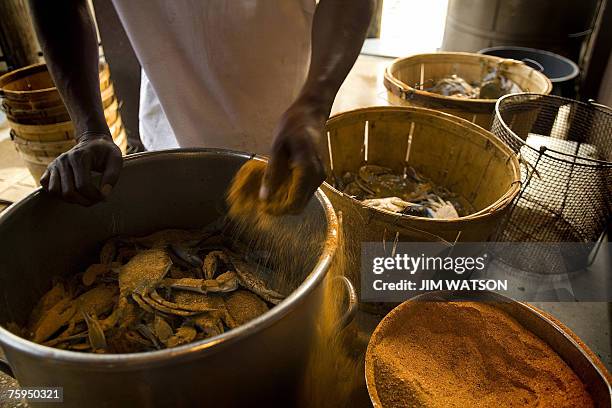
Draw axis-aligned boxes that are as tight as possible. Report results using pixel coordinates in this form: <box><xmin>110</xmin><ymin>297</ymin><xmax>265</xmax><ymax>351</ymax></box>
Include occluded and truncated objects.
<box><xmin>0</xmin><ymin>149</ymin><xmax>339</xmax><ymax>407</ymax></box>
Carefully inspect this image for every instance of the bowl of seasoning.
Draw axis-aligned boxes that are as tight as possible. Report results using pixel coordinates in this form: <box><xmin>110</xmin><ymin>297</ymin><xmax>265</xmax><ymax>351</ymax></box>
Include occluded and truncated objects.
<box><xmin>365</xmin><ymin>290</ymin><xmax>610</xmax><ymax>407</ymax></box>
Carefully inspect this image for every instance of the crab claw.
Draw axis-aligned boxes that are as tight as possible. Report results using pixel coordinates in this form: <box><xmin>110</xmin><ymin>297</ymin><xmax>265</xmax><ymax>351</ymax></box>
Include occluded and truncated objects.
<box><xmin>81</xmin><ymin>309</ymin><xmax>107</xmax><ymax>351</ymax></box>
<box><xmin>166</xmin><ymin>325</ymin><xmax>197</xmax><ymax>348</ymax></box>
<box><xmin>161</xmin><ymin>271</ymin><xmax>239</xmax><ymax>294</ymax></box>
<box><xmin>202</xmin><ymin>250</ymin><xmax>230</xmax><ymax>279</ymax></box>
<box><xmin>426</xmin><ymin>197</ymin><xmax>459</xmax><ymax>219</ymax></box>
<box><xmin>230</xmin><ymin>257</ymin><xmax>285</xmax><ymax>305</ymax></box>
<box><xmin>168</xmin><ymin>244</ymin><xmax>203</xmax><ymax>269</ymax></box>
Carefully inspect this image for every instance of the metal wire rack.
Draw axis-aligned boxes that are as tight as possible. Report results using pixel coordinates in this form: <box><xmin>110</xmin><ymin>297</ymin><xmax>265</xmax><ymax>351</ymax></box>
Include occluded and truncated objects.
<box><xmin>491</xmin><ymin>93</ymin><xmax>611</xmax><ymax>274</ymax></box>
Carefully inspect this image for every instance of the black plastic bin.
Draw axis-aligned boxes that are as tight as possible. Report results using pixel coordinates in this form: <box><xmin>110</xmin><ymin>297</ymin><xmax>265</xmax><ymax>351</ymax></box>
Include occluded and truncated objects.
<box><xmin>479</xmin><ymin>46</ymin><xmax>580</xmax><ymax>97</ymax></box>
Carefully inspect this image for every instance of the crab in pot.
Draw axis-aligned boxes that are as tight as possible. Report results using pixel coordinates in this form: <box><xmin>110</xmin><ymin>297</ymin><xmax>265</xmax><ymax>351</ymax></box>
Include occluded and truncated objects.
<box><xmin>161</xmin><ymin>253</ymin><xmax>284</xmax><ymax>305</ymax></box>
<box><xmin>86</xmin><ymin>248</ymin><xmax>232</xmax><ymax>349</ymax></box>
<box><xmin>22</xmin><ymin>221</ymin><xmax>290</xmax><ymax>353</ymax></box>
<box><xmin>229</xmin><ymin>255</ymin><xmax>285</xmax><ymax>305</ymax></box>
<box><xmin>31</xmin><ymin>283</ymin><xmax>118</xmax><ymax>344</ymax></box>
<box><xmin>164</xmin><ymin>290</ymin><xmax>269</xmax><ymax>341</ymax></box>
<box><xmin>107</xmin><ymin>248</ymin><xmax>219</xmax><ymax>320</ymax></box>
<box><xmin>202</xmin><ymin>250</ymin><xmax>230</xmax><ymax>279</ymax></box>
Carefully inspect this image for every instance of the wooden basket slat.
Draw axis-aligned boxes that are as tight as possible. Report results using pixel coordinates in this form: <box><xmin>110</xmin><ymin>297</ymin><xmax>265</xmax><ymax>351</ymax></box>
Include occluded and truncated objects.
<box><xmin>365</xmin><ymin>111</ymin><xmax>411</xmax><ymax>174</ymax></box>
<box><xmin>319</xmin><ymin>131</ymin><xmax>332</xmax><ymax>175</ymax></box>
<box><xmin>327</xmin><ymin>119</ymin><xmax>367</xmax><ymax>179</ymax></box>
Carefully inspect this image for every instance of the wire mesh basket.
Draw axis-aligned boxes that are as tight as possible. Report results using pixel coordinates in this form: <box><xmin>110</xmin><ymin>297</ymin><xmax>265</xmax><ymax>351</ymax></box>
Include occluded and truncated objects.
<box><xmin>491</xmin><ymin>93</ymin><xmax>611</xmax><ymax>274</ymax></box>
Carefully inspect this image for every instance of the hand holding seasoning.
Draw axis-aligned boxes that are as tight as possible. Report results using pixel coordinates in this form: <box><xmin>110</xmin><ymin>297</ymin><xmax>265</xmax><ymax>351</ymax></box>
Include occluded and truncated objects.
<box><xmin>227</xmin><ymin>160</ymin><xmax>306</xmax><ymax>218</ymax></box>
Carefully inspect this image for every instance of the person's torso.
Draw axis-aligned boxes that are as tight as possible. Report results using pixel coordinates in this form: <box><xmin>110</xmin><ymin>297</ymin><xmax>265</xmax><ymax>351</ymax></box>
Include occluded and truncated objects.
<box><xmin>111</xmin><ymin>0</ymin><xmax>315</xmax><ymax>153</ymax></box>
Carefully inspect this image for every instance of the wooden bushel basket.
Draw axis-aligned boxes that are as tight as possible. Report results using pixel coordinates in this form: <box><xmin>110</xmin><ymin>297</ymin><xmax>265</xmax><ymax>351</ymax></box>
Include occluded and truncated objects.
<box><xmin>320</xmin><ymin>107</ymin><xmax>521</xmax><ymax>299</ymax></box>
<box><xmin>8</xmin><ymin>99</ymin><xmax>120</xmax><ymax>142</ymax></box>
<box><xmin>0</xmin><ymin>62</ymin><xmax>125</xmax><ymax>183</ymax></box>
<box><xmin>0</xmin><ymin>62</ymin><xmax>113</xmax><ymax>125</ymax></box>
<box><xmin>384</xmin><ymin>52</ymin><xmax>552</xmax><ymax>130</ymax></box>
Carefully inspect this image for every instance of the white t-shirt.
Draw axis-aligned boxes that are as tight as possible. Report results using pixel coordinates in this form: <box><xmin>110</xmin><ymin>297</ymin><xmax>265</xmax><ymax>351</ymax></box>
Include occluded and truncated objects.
<box><xmin>111</xmin><ymin>0</ymin><xmax>315</xmax><ymax>153</ymax></box>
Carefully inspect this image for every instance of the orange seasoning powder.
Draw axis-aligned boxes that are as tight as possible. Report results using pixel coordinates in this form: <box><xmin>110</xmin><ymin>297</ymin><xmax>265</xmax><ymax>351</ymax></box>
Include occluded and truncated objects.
<box><xmin>368</xmin><ymin>301</ymin><xmax>594</xmax><ymax>408</ymax></box>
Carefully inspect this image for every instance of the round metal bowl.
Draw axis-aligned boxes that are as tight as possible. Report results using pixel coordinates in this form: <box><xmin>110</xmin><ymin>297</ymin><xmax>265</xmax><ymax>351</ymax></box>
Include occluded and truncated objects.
<box><xmin>0</xmin><ymin>148</ymin><xmax>339</xmax><ymax>407</ymax></box>
<box><xmin>365</xmin><ymin>291</ymin><xmax>611</xmax><ymax>407</ymax></box>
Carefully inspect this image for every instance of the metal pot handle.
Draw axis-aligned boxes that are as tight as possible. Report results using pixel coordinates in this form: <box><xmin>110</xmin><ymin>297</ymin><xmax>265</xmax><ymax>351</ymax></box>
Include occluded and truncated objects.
<box><xmin>521</xmin><ymin>58</ymin><xmax>545</xmax><ymax>73</ymax></box>
<box><xmin>0</xmin><ymin>349</ymin><xmax>15</xmax><ymax>378</ymax></box>
<box><xmin>332</xmin><ymin>275</ymin><xmax>358</xmax><ymax>330</ymax></box>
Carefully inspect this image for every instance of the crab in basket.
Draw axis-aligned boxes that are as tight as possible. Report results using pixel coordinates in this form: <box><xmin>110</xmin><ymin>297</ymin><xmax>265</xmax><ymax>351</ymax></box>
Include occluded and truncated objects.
<box><xmin>17</xmin><ymin>223</ymin><xmax>285</xmax><ymax>353</ymax></box>
<box><xmin>335</xmin><ymin>164</ymin><xmax>466</xmax><ymax>219</ymax></box>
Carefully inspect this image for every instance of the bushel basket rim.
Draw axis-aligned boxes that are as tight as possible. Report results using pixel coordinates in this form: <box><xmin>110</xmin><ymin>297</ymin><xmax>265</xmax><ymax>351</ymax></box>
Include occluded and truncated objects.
<box><xmin>0</xmin><ymin>62</ymin><xmax>110</xmax><ymax>98</ymax></box>
<box><xmin>384</xmin><ymin>52</ymin><xmax>553</xmax><ymax>106</ymax></box>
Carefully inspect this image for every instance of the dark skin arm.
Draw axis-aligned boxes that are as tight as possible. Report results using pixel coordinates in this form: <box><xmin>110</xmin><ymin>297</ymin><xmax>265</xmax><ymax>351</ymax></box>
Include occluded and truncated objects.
<box><xmin>29</xmin><ymin>0</ymin><xmax>122</xmax><ymax>206</ymax></box>
<box><xmin>261</xmin><ymin>0</ymin><xmax>374</xmax><ymax>214</ymax></box>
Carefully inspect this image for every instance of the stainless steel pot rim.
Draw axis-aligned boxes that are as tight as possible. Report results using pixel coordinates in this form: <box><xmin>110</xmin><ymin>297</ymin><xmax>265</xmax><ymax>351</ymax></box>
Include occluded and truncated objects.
<box><xmin>0</xmin><ymin>148</ymin><xmax>339</xmax><ymax>368</ymax></box>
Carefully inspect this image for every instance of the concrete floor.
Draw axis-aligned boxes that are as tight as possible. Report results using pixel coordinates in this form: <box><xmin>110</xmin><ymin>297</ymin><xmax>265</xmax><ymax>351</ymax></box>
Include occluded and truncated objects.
<box><xmin>532</xmin><ymin>302</ymin><xmax>611</xmax><ymax>369</ymax></box>
<box><xmin>331</xmin><ymin>55</ymin><xmax>393</xmax><ymax>115</ymax></box>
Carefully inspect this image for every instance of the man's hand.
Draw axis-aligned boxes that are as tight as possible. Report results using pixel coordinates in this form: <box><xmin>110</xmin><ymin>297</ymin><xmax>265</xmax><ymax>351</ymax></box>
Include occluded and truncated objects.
<box><xmin>259</xmin><ymin>0</ymin><xmax>372</xmax><ymax>215</ymax></box>
<box><xmin>29</xmin><ymin>0</ymin><xmax>119</xmax><ymax>206</ymax></box>
<box><xmin>40</xmin><ymin>132</ymin><xmax>123</xmax><ymax>206</ymax></box>
<box><xmin>260</xmin><ymin>100</ymin><xmax>327</xmax><ymax>215</ymax></box>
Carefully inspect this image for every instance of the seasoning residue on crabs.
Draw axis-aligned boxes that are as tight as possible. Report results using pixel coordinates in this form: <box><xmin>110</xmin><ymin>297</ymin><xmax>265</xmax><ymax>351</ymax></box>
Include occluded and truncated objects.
<box><xmin>334</xmin><ymin>164</ymin><xmax>473</xmax><ymax>219</ymax></box>
<box><xmin>18</xmin><ymin>225</ymin><xmax>285</xmax><ymax>353</ymax></box>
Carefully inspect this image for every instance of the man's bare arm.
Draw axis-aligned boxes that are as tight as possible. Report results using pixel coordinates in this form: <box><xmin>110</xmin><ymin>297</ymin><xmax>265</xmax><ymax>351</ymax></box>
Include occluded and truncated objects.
<box><xmin>262</xmin><ymin>0</ymin><xmax>374</xmax><ymax>213</ymax></box>
<box><xmin>301</xmin><ymin>0</ymin><xmax>375</xmax><ymax>115</ymax></box>
<box><xmin>29</xmin><ymin>0</ymin><xmax>122</xmax><ymax>205</ymax></box>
